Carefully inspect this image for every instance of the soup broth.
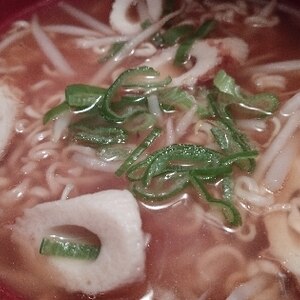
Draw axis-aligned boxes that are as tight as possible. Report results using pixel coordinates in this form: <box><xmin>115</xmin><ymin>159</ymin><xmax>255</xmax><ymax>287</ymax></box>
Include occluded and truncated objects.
<box><xmin>1</xmin><ymin>0</ymin><xmax>300</xmax><ymax>299</ymax></box>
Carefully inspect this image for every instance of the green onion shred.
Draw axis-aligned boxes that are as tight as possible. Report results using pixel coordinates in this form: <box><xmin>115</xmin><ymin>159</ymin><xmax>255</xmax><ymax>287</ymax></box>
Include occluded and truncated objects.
<box><xmin>115</xmin><ymin>127</ymin><xmax>162</xmax><ymax>176</ymax></box>
<box><xmin>40</xmin><ymin>236</ymin><xmax>100</xmax><ymax>260</ymax></box>
<box><xmin>174</xmin><ymin>19</ymin><xmax>216</xmax><ymax>65</ymax></box>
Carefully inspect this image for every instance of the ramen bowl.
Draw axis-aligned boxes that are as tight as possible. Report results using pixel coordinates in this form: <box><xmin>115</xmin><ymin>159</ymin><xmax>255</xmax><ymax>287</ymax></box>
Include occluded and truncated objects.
<box><xmin>1</xmin><ymin>1</ymin><xmax>300</xmax><ymax>299</ymax></box>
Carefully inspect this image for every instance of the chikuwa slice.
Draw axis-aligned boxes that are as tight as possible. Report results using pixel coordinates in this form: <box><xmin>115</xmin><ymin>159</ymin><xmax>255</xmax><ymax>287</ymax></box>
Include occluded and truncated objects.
<box><xmin>11</xmin><ymin>189</ymin><xmax>147</xmax><ymax>295</ymax></box>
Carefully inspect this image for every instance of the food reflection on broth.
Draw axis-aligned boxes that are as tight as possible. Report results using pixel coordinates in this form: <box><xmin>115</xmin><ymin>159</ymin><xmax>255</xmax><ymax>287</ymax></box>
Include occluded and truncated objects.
<box><xmin>1</xmin><ymin>0</ymin><xmax>300</xmax><ymax>299</ymax></box>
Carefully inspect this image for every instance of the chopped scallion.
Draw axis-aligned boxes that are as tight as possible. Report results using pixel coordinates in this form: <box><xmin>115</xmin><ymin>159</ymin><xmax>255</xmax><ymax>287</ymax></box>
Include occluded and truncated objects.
<box><xmin>123</xmin><ymin>112</ymin><xmax>156</xmax><ymax>132</ymax></box>
<box><xmin>133</xmin><ymin>172</ymin><xmax>190</xmax><ymax>200</ymax></box>
<box><xmin>174</xmin><ymin>19</ymin><xmax>216</xmax><ymax>65</ymax></box>
<box><xmin>111</xmin><ymin>95</ymin><xmax>148</xmax><ymax>111</ymax></box>
<box><xmin>115</xmin><ymin>127</ymin><xmax>161</xmax><ymax>176</ymax></box>
<box><xmin>101</xmin><ymin>41</ymin><xmax>126</xmax><ymax>62</ymax></box>
<box><xmin>157</xmin><ymin>86</ymin><xmax>210</xmax><ymax>117</ymax></box>
<box><xmin>70</xmin><ymin>125</ymin><xmax>128</xmax><ymax>145</ymax></box>
<box><xmin>40</xmin><ymin>236</ymin><xmax>100</xmax><ymax>260</ymax></box>
<box><xmin>209</xmin><ymin>95</ymin><xmax>256</xmax><ymax>172</ymax></box>
<box><xmin>65</xmin><ymin>84</ymin><xmax>106</xmax><ymax>108</ymax></box>
<box><xmin>213</xmin><ymin>69</ymin><xmax>241</xmax><ymax>99</ymax></box>
<box><xmin>43</xmin><ymin>101</ymin><xmax>70</xmax><ymax>124</ymax></box>
<box><xmin>122</xmin><ymin>76</ymin><xmax>172</xmax><ymax>90</ymax></box>
<box><xmin>214</xmin><ymin>70</ymin><xmax>279</xmax><ymax>117</ymax></box>
<box><xmin>161</xmin><ymin>24</ymin><xmax>195</xmax><ymax>46</ymax></box>
<box><xmin>97</xmin><ymin>145</ymin><xmax>133</xmax><ymax>161</ymax></box>
<box><xmin>142</xmin><ymin>144</ymin><xmax>223</xmax><ymax>186</ymax></box>
<box><xmin>141</xmin><ymin>19</ymin><xmax>152</xmax><ymax>30</ymax></box>
<box><xmin>101</xmin><ymin>66</ymin><xmax>163</xmax><ymax>123</ymax></box>
<box><xmin>190</xmin><ymin>174</ymin><xmax>241</xmax><ymax>226</ymax></box>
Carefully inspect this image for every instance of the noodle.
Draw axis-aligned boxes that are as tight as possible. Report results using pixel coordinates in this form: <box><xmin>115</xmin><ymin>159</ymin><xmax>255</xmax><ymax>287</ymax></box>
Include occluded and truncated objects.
<box><xmin>247</xmin><ymin>59</ymin><xmax>300</xmax><ymax>74</ymax></box>
<box><xmin>44</xmin><ymin>24</ymin><xmax>103</xmax><ymax>37</ymax></box>
<box><xmin>235</xmin><ymin>176</ymin><xmax>274</xmax><ymax>207</ymax></box>
<box><xmin>31</xmin><ymin>15</ymin><xmax>75</xmax><ymax>76</ymax></box>
<box><xmin>251</xmin><ymin>73</ymin><xmax>287</xmax><ymax>91</ymax></box>
<box><xmin>0</xmin><ymin>28</ymin><xmax>30</xmax><ymax>54</ymax></box>
<box><xmin>175</xmin><ymin>105</ymin><xmax>197</xmax><ymax>139</ymax></box>
<box><xmin>264</xmin><ymin>139</ymin><xmax>298</xmax><ymax>192</ymax></box>
<box><xmin>196</xmin><ymin>245</ymin><xmax>246</xmax><ymax>287</ymax></box>
<box><xmin>226</xmin><ymin>275</ymin><xmax>269</xmax><ymax>300</ymax></box>
<box><xmin>254</xmin><ymin>111</ymin><xmax>300</xmax><ymax>181</ymax></box>
<box><xmin>58</xmin><ymin>2</ymin><xmax>115</xmax><ymax>35</ymax></box>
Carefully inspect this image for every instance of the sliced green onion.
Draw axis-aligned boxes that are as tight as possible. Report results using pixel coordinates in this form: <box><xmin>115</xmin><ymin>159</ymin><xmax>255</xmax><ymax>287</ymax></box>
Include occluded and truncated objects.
<box><xmin>66</xmin><ymin>84</ymin><xmax>106</xmax><ymax>108</ymax></box>
<box><xmin>110</xmin><ymin>96</ymin><xmax>148</xmax><ymax>121</ymax></box>
<box><xmin>158</xmin><ymin>86</ymin><xmax>210</xmax><ymax>117</ymax></box>
<box><xmin>121</xmin><ymin>67</ymin><xmax>160</xmax><ymax>86</ymax></box>
<box><xmin>140</xmin><ymin>19</ymin><xmax>165</xmax><ymax>47</ymax></box>
<box><xmin>101</xmin><ymin>66</ymin><xmax>161</xmax><ymax>123</ymax></box>
<box><xmin>244</xmin><ymin>93</ymin><xmax>279</xmax><ymax>117</ymax></box>
<box><xmin>160</xmin><ymin>103</ymin><xmax>176</xmax><ymax>112</ymax></box>
<box><xmin>174</xmin><ymin>19</ymin><xmax>216</xmax><ymax>65</ymax></box>
<box><xmin>43</xmin><ymin>101</ymin><xmax>70</xmax><ymax>124</ymax></box>
<box><xmin>126</xmin><ymin>144</ymin><xmax>228</xmax><ymax>184</ymax></box>
<box><xmin>190</xmin><ymin>173</ymin><xmax>241</xmax><ymax>226</ymax></box>
<box><xmin>174</xmin><ymin>38</ymin><xmax>195</xmax><ymax>65</ymax></box>
<box><xmin>213</xmin><ymin>69</ymin><xmax>241</xmax><ymax>99</ymax></box>
<box><xmin>71</xmin><ymin>125</ymin><xmax>128</xmax><ymax>145</ymax></box>
<box><xmin>158</xmin><ymin>86</ymin><xmax>195</xmax><ymax>110</ymax></box>
<box><xmin>40</xmin><ymin>236</ymin><xmax>100</xmax><ymax>260</ymax></box>
<box><xmin>209</xmin><ymin>95</ymin><xmax>256</xmax><ymax>172</ymax></box>
<box><xmin>122</xmin><ymin>75</ymin><xmax>172</xmax><ymax>89</ymax></box>
<box><xmin>190</xmin><ymin>164</ymin><xmax>232</xmax><ymax>179</ymax></box>
<box><xmin>97</xmin><ymin>145</ymin><xmax>133</xmax><ymax>161</ymax></box>
<box><xmin>141</xmin><ymin>19</ymin><xmax>152</xmax><ymax>30</ymax></box>
<box><xmin>115</xmin><ymin>127</ymin><xmax>161</xmax><ymax>176</ymax></box>
<box><xmin>161</xmin><ymin>24</ymin><xmax>195</xmax><ymax>46</ymax></box>
<box><xmin>142</xmin><ymin>144</ymin><xmax>223</xmax><ymax>186</ymax></box>
<box><xmin>193</xmin><ymin>19</ymin><xmax>216</xmax><ymax>39</ymax></box>
<box><xmin>101</xmin><ymin>41</ymin><xmax>126</xmax><ymax>62</ymax></box>
<box><xmin>211</xmin><ymin>125</ymin><xmax>230</xmax><ymax>150</ymax></box>
<box><xmin>211</xmin><ymin>120</ymin><xmax>253</xmax><ymax>170</ymax></box>
<box><xmin>158</xmin><ymin>87</ymin><xmax>196</xmax><ymax>110</ymax></box>
<box><xmin>69</xmin><ymin>114</ymin><xmax>108</xmax><ymax>132</ymax></box>
<box><xmin>152</xmin><ymin>32</ymin><xmax>165</xmax><ymax>48</ymax></box>
<box><xmin>214</xmin><ymin>70</ymin><xmax>279</xmax><ymax>117</ymax></box>
<box><xmin>221</xmin><ymin>150</ymin><xmax>258</xmax><ymax>166</ymax></box>
<box><xmin>222</xmin><ymin>176</ymin><xmax>233</xmax><ymax>202</ymax></box>
<box><xmin>210</xmin><ymin>120</ymin><xmax>243</xmax><ymax>152</ymax></box>
<box><xmin>43</xmin><ymin>85</ymin><xmax>106</xmax><ymax>124</ymax></box>
<box><xmin>126</xmin><ymin>158</ymin><xmax>153</xmax><ymax>181</ymax></box>
<box><xmin>123</xmin><ymin>112</ymin><xmax>156</xmax><ymax>132</ymax></box>
<box><xmin>111</xmin><ymin>95</ymin><xmax>148</xmax><ymax>111</ymax></box>
<box><xmin>132</xmin><ymin>172</ymin><xmax>190</xmax><ymax>200</ymax></box>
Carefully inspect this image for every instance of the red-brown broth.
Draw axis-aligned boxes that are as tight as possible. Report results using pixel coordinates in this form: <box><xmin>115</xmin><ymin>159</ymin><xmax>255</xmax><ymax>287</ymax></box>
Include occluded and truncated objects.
<box><xmin>1</xmin><ymin>0</ymin><xmax>300</xmax><ymax>299</ymax></box>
